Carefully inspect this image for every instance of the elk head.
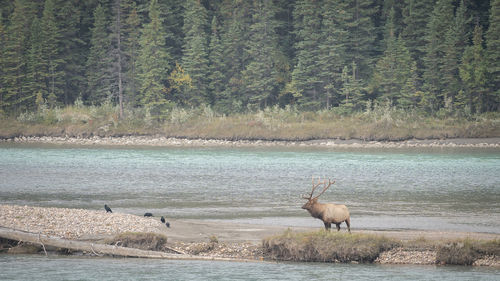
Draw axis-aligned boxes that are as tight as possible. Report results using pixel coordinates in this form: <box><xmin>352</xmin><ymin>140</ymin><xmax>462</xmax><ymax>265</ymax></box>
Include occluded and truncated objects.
<box><xmin>301</xmin><ymin>177</ymin><xmax>335</xmax><ymax>210</ymax></box>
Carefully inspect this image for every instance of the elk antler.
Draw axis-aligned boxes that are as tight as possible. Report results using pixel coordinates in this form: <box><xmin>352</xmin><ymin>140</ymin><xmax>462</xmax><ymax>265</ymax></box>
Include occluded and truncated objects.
<box><xmin>302</xmin><ymin>177</ymin><xmax>335</xmax><ymax>200</ymax></box>
<box><xmin>312</xmin><ymin>178</ymin><xmax>335</xmax><ymax>200</ymax></box>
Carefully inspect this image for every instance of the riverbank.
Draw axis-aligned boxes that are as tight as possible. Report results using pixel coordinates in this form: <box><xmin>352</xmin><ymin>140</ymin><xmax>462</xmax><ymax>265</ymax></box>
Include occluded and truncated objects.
<box><xmin>2</xmin><ymin>135</ymin><xmax>500</xmax><ymax>148</ymax></box>
<box><xmin>2</xmin><ymin>105</ymin><xmax>499</xmax><ymax>143</ymax></box>
<box><xmin>0</xmin><ymin>205</ymin><xmax>498</xmax><ymax>266</ymax></box>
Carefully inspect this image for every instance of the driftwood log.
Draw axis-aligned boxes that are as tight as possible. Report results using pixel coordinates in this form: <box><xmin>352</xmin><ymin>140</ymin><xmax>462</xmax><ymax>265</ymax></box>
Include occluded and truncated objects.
<box><xmin>0</xmin><ymin>226</ymin><xmax>255</xmax><ymax>262</ymax></box>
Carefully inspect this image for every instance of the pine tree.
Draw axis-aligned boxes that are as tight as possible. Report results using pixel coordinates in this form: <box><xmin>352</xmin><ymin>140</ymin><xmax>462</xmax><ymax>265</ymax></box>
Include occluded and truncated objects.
<box><xmin>291</xmin><ymin>0</ymin><xmax>322</xmax><ymax>109</ymax></box>
<box><xmin>373</xmin><ymin>8</ymin><xmax>417</xmax><ymax>108</ymax></box>
<box><xmin>459</xmin><ymin>24</ymin><xmax>488</xmax><ymax>113</ymax></box>
<box><xmin>422</xmin><ymin>0</ymin><xmax>454</xmax><ymax>111</ymax></box>
<box><xmin>182</xmin><ymin>0</ymin><xmax>210</xmax><ymax>106</ymax></box>
<box><xmin>241</xmin><ymin>0</ymin><xmax>281</xmax><ymax>109</ymax></box>
<box><xmin>0</xmin><ymin>13</ymin><xmax>7</xmax><ymax>115</ymax></box>
<box><xmin>442</xmin><ymin>0</ymin><xmax>470</xmax><ymax>107</ymax></box>
<box><xmin>341</xmin><ymin>62</ymin><xmax>364</xmax><ymax>109</ymax></box>
<box><xmin>208</xmin><ymin>16</ymin><xmax>227</xmax><ymax>112</ymax></box>
<box><xmin>86</xmin><ymin>4</ymin><xmax>112</xmax><ymax>104</ymax></box>
<box><xmin>318</xmin><ymin>0</ymin><xmax>349</xmax><ymax>109</ymax></box>
<box><xmin>345</xmin><ymin>0</ymin><xmax>378</xmax><ymax>82</ymax></box>
<box><xmin>401</xmin><ymin>0</ymin><xmax>434</xmax><ymax>77</ymax></box>
<box><xmin>26</xmin><ymin>16</ymin><xmax>45</xmax><ymax>103</ymax></box>
<box><xmin>121</xmin><ymin>0</ymin><xmax>141</xmax><ymax>106</ymax></box>
<box><xmin>485</xmin><ymin>0</ymin><xmax>500</xmax><ymax>111</ymax></box>
<box><xmin>2</xmin><ymin>0</ymin><xmax>35</xmax><ymax>113</ymax></box>
<box><xmin>137</xmin><ymin>0</ymin><xmax>171</xmax><ymax>119</ymax></box>
<box><xmin>57</xmin><ymin>0</ymin><xmax>87</xmax><ymax>105</ymax></box>
<box><xmin>161</xmin><ymin>0</ymin><xmax>185</xmax><ymax>67</ymax></box>
<box><xmin>398</xmin><ymin>39</ymin><xmax>419</xmax><ymax>108</ymax></box>
<box><xmin>220</xmin><ymin>0</ymin><xmax>252</xmax><ymax>111</ymax></box>
<box><xmin>110</xmin><ymin>0</ymin><xmax>125</xmax><ymax>118</ymax></box>
<box><xmin>41</xmin><ymin>0</ymin><xmax>64</xmax><ymax>107</ymax></box>
<box><xmin>373</xmin><ymin>7</ymin><xmax>399</xmax><ymax>105</ymax></box>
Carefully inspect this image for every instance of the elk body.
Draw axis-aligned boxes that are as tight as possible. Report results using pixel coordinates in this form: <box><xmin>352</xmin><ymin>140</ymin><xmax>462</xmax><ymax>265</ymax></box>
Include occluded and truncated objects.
<box><xmin>302</xmin><ymin>178</ymin><xmax>351</xmax><ymax>232</ymax></box>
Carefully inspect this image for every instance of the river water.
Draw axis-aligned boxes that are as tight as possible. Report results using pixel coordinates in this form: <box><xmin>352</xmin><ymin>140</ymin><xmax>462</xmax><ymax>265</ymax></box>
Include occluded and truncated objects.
<box><xmin>1</xmin><ymin>143</ymin><xmax>499</xmax><ymax>232</ymax></box>
<box><xmin>0</xmin><ymin>143</ymin><xmax>499</xmax><ymax>279</ymax></box>
<box><xmin>0</xmin><ymin>255</ymin><xmax>499</xmax><ymax>281</ymax></box>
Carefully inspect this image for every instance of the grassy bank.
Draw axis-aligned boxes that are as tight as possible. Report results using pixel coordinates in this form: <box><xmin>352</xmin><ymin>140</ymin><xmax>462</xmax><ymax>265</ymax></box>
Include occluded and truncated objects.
<box><xmin>1</xmin><ymin>103</ymin><xmax>499</xmax><ymax>141</ymax></box>
<box><xmin>263</xmin><ymin>230</ymin><xmax>500</xmax><ymax>265</ymax></box>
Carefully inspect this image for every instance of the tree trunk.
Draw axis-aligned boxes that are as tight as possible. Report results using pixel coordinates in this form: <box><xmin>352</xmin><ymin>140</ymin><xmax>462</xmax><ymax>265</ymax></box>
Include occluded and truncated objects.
<box><xmin>0</xmin><ymin>227</ymin><xmax>256</xmax><ymax>262</ymax></box>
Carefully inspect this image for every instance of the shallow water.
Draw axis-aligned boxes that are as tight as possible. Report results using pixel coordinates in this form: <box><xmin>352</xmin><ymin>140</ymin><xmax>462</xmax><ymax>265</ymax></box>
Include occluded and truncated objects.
<box><xmin>0</xmin><ymin>143</ymin><xmax>499</xmax><ymax>232</ymax></box>
<box><xmin>0</xmin><ymin>255</ymin><xmax>498</xmax><ymax>281</ymax></box>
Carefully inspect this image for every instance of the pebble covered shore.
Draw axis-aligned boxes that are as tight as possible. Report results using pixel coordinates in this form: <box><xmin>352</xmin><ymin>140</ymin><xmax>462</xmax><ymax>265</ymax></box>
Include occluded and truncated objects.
<box><xmin>1</xmin><ymin>204</ymin><xmax>498</xmax><ymax>266</ymax></box>
<box><xmin>2</xmin><ymin>135</ymin><xmax>500</xmax><ymax>148</ymax></box>
<box><xmin>0</xmin><ymin>204</ymin><xmax>164</xmax><ymax>240</ymax></box>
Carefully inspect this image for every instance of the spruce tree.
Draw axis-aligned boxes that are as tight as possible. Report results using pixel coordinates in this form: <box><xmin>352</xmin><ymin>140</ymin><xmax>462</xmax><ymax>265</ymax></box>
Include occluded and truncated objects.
<box><xmin>122</xmin><ymin>0</ymin><xmax>141</xmax><ymax>106</ymax></box>
<box><xmin>486</xmin><ymin>0</ymin><xmax>500</xmax><ymax>111</ymax></box>
<box><xmin>57</xmin><ymin>0</ymin><xmax>87</xmax><ymax>105</ymax></box>
<box><xmin>291</xmin><ymin>0</ymin><xmax>322</xmax><ymax>109</ymax></box>
<box><xmin>182</xmin><ymin>0</ymin><xmax>210</xmax><ymax>106</ymax></box>
<box><xmin>441</xmin><ymin>0</ymin><xmax>470</xmax><ymax>107</ymax></box>
<box><xmin>208</xmin><ymin>16</ymin><xmax>227</xmax><ymax>112</ymax></box>
<box><xmin>345</xmin><ymin>0</ymin><xmax>378</xmax><ymax>82</ymax></box>
<box><xmin>2</xmin><ymin>0</ymin><xmax>35</xmax><ymax>112</ymax></box>
<box><xmin>110</xmin><ymin>0</ymin><xmax>125</xmax><ymax>118</ymax></box>
<box><xmin>220</xmin><ymin>1</ymin><xmax>252</xmax><ymax>111</ymax></box>
<box><xmin>41</xmin><ymin>0</ymin><xmax>64</xmax><ymax>107</ymax></box>
<box><xmin>26</xmin><ymin>16</ymin><xmax>45</xmax><ymax>103</ymax></box>
<box><xmin>422</xmin><ymin>0</ymin><xmax>454</xmax><ymax>111</ymax></box>
<box><xmin>373</xmin><ymin>8</ymin><xmax>417</xmax><ymax>108</ymax></box>
<box><xmin>241</xmin><ymin>0</ymin><xmax>281</xmax><ymax>109</ymax></box>
<box><xmin>401</xmin><ymin>0</ymin><xmax>434</xmax><ymax>77</ymax></box>
<box><xmin>86</xmin><ymin>4</ymin><xmax>112</xmax><ymax>104</ymax></box>
<box><xmin>0</xmin><ymin>13</ymin><xmax>6</xmax><ymax>115</ymax></box>
<box><xmin>161</xmin><ymin>0</ymin><xmax>185</xmax><ymax>66</ymax></box>
<box><xmin>137</xmin><ymin>0</ymin><xmax>171</xmax><ymax>119</ymax></box>
<box><xmin>341</xmin><ymin>62</ymin><xmax>364</xmax><ymax>109</ymax></box>
<box><xmin>318</xmin><ymin>0</ymin><xmax>349</xmax><ymax>109</ymax></box>
<box><xmin>459</xmin><ymin>24</ymin><xmax>487</xmax><ymax>113</ymax></box>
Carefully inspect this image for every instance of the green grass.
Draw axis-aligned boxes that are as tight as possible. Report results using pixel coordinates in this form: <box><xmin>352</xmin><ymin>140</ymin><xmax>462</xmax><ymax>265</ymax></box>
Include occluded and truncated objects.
<box><xmin>1</xmin><ymin>104</ymin><xmax>499</xmax><ymax>141</ymax></box>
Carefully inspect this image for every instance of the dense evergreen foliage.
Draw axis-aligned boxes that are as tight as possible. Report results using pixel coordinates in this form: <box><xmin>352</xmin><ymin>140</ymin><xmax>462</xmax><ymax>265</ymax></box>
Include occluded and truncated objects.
<box><xmin>0</xmin><ymin>0</ymin><xmax>498</xmax><ymax>118</ymax></box>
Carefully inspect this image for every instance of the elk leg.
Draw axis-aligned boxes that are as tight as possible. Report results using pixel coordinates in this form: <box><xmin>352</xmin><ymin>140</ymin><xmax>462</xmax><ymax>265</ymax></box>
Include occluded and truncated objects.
<box><xmin>324</xmin><ymin>222</ymin><xmax>331</xmax><ymax>231</ymax></box>
<box><xmin>336</xmin><ymin>224</ymin><xmax>341</xmax><ymax>231</ymax></box>
<box><xmin>346</xmin><ymin>218</ymin><xmax>351</xmax><ymax>233</ymax></box>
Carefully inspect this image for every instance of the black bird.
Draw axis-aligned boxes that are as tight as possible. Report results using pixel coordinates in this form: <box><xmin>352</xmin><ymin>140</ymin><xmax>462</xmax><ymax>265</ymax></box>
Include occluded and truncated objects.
<box><xmin>165</xmin><ymin>222</ymin><xmax>170</xmax><ymax>228</ymax></box>
<box><xmin>144</xmin><ymin>212</ymin><xmax>153</xmax><ymax>217</ymax></box>
<box><xmin>104</xmin><ymin>204</ymin><xmax>112</xmax><ymax>213</ymax></box>
<box><xmin>161</xmin><ymin>216</ymin><xmax>165</xmax><ymax>223</ymax></box>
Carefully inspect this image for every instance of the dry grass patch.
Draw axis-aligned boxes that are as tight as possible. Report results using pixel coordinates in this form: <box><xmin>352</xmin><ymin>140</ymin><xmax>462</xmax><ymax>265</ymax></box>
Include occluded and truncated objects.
<box><xmin>107</xmin><ymin>232</ymin><xmax>168</xmax><ymax>251</ymax></box>
<box><xmin>263</xmin><ymin>229</ymin><xmax>399</xmax><ymax>263</ymax></box>
<box><xmin>436</xmin><ymin>238</ymin><xmax>500</xmax><ymax>265</ymax></box>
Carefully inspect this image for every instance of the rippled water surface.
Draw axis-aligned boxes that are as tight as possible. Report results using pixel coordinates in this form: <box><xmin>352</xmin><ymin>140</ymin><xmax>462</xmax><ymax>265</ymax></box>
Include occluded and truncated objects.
<box><xmin>0</xmin><ymin>255</ymin><xmax>498</xmax><ymax>281</ymax></box>
<box><xmin>0</xmin><ymin>143</ymin><xmax>499</xmax><ymax>232</ymax></box>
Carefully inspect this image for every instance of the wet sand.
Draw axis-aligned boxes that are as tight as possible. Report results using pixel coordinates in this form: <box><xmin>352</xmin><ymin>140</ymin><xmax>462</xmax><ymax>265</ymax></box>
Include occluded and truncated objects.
<box><xmin>1</xmin><ymin>204</ymin><xmax>498</xmax><ymax>244</ymax></box>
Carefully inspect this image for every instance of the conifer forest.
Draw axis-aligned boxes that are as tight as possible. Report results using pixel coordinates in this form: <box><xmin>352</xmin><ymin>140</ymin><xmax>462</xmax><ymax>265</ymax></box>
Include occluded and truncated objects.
<box><xmin>0</xmin><ymin>0</ymin><xmax>499</xmax><ymax>120</ymax></box>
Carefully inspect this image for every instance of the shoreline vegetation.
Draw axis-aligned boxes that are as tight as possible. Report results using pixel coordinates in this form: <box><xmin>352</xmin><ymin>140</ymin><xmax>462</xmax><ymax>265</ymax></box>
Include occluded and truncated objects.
<box><xmin>1</xmin><ymin>104</ymin><xmax>499</xmax><ymax>147</ymax></box>
<box><xmin>0</xmin><ymin>205</ymin><xmax>499</xmax><ymax>266</ymax></box>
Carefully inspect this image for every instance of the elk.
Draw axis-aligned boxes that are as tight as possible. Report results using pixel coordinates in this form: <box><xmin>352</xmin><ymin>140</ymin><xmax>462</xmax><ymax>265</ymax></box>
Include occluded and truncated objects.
<box><xmin>302</xmin><ymin>177</ymin><xmax>351</xmax><ymax>232</ymax></box>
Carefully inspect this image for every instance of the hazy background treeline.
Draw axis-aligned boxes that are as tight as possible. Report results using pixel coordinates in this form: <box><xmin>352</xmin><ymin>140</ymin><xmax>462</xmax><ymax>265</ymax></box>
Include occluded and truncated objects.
<box><xmin>0</xmin><ymin>0</ymin><xmax>499</xmax><ymax>121</ymax></box>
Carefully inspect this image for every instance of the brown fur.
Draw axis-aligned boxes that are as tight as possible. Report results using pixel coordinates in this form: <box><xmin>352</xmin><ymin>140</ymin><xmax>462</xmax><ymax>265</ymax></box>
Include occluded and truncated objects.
<box><xmin>302</xmin><ymin>196</ymin><xmax>351</xmax><ymax>232</ymax></box>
